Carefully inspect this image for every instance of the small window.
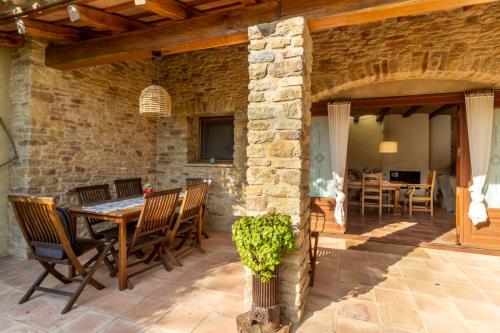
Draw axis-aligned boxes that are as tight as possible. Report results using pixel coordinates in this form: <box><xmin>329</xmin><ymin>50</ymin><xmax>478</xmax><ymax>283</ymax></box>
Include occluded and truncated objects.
<box><xmin>199</xmin><ymin>116</ymin><xmax>234</xmax><ymax>162</ymax></box>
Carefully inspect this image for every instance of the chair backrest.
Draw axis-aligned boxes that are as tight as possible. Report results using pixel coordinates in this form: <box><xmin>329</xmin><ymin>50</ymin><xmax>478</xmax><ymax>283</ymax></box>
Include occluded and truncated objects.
<box><xmin>114</xmin><ymin>178</ymin><xmax>143</xmax><ymax>198</ymax></box>
<box><xmin>74</xmin><ymin>184</ymin><xmax>111</xmax><ymax>205</ymax></box>
<box><xmin>74</xmin><ymin>184</ymin><xmax>112</xmax><ymax>227</ymax></box>
<box><xmin>8</xmin><ymin>195</ymin><xmax>77</xmax><ymax>260</ymax></box>
<box><xmin>362</xmin><ymin>173</ymin><xmax>383</xmax><ymax>194</ymax></box>
<box><xmin>185</xmin><ymin>178</ymin><xmax>212</xmax><ymax>205</ymax></box>
<box><xmin>179</xmin><ymin>182</ymin><xmax>209</xmax><ymax>222</ymax></box>
<box><xmin>130</xmin><ymin>188</ymin><xmax>181</xmax><ymax>251</ymax></box>
<box><xmin>427</xmin><ymin>170</ymin><xmax>437</xmax><ymax>196</ymax></box>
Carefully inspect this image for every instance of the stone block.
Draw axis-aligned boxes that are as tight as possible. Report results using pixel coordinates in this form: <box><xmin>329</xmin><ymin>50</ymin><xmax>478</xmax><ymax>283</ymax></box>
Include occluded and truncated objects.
<box><xmin>264</xmin><ymin>184</ymin><xmax>300</xmax><ymax>198</ymax></box>
<box><xmin>247</xmin><ymin>167</ymin><xmax>277</xmax><ymax>185</ymax></box>
<box><xmin>269</xmin><ymin>59</ymin><xmax>303</xmax><ymax>78</ymax></box>
<box><xmin>272</xmin><ymin>87</ymin><xmax>303</xmax><ymax>102</ymax></box>
<box><xmin>271</xmin><ymin>158</ymin><xmax>302</xmax><ymax>169</ymax></box>
<box><xmin>249</xmin><ymin>63</ymin><xmax>268</xmax><ymax>80</ymax></box>
<box><xmin>246</xmin><ymin>185</ymin><xmax>263</xmax><ymax>196</ymax></box>
<box><xmin>248</xmin><ymin>104</ymin><xmax>277</xmax><ymax>120</ymax></box>
<box><xmin>249</xmin><ymin>39</ymin><xmax>267</xmax><ymax>50</ymax></box>
<box><xmin>274</xmin><ymin>119</ymin><xmax>302</xmax><ymax>130</ymax></box>
<box><xmin>270</xmin><ymin>140</ymin><xmax>301</xmax><ymax>158</ymax></box>
<box><xmin>278</xmin><ymin>130</ymin><xmax>302</xmax><ymax>140</ymax></box>
<box><xmin>248</xmin><ymin>120</ymin><xmax>269</xmax><ymax>131</ymax></box>
<box><xmin>279</xmin><ymin>170</ymin><xmax>301</xmax><ymax>186</ymax></box>
<box><xmin>248</xmin><ymin>158</ymin><xmax>271</xmax><ymax>166</ymax></box>
<box><xmin>248</xmin><ymin>131</ymin><xmax>275</xmax><ymax>144</ymax></box>
<box><xmin>247</xmin><ymin>196</ymin><xmax>268</xmax><ymax>211</ymax></box>
<box><xmin>248</xmin><ymin>92</ymin><xmax>265</xmax><ymax>102</ymax></box>
<box><xmin>247</xmin><ymin>144</ymin><xmax>265</xmax><ymax>158</ymax></box>
<box><xmin>249</xmin><ymin>52</ymin><xmax>275</xmax><ymax>64</ymax></box>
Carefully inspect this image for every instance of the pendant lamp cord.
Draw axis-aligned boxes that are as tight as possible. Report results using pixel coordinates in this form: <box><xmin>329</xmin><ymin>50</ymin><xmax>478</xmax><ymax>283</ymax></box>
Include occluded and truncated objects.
<box><xmin>152</xmin><ymin>50</ymin><xmax>161</xmax><ymax>85</ymax></box>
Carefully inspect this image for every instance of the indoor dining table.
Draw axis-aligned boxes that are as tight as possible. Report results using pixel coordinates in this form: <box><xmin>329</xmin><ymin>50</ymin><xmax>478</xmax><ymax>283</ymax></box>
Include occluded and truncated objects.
<box><xmin>69</xmin><ymin>195</ymin><xmax>183</xmax><ymax>290</ymax></box>
<box><xmin>348</xmin><ymin>180</ymin><xmax>409</xmax><ymax>214</ymax></box>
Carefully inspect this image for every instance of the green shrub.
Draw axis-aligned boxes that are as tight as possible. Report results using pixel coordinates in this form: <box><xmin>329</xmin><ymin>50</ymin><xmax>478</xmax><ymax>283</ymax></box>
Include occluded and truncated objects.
<box><xmin>232</xmin><ymin>213</ymin><xmax>295</xmax><ymax>282</ymax></box>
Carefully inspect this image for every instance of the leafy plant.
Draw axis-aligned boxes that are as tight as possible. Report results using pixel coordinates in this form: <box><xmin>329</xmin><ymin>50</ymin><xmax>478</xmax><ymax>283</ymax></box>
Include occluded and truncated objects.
<box><xmin>232</xmin><ymin>213</ymin><xmax>295</xmax><ymax>282</ymax></box>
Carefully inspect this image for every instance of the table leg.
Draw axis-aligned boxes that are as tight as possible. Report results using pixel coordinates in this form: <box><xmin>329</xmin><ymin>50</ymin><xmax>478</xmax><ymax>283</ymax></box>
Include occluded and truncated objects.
<box><xmin>118</xmin><ymin>222</ymin><xmax>128</xmax><ymax>290</ymax></box>
<box><xmin>394</xmin><ymin>189</ymin><xmax>402</xmax><ymax>215</ymax></box>
<box><xmin>68</xmin><ymin>213</ymin><xmax>78</xmax><ymax>279</ymax></box>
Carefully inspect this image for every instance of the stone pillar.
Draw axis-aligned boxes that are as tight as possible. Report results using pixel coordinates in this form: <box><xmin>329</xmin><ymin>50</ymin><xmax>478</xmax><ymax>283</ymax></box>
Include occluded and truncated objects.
<box><xmin>246</xmin><ymin>17</ymin><xmax>312</xmax><ymax>323</ymax></box>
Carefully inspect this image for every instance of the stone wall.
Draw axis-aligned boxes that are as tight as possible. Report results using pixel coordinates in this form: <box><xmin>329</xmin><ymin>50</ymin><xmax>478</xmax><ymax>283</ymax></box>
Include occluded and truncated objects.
<box><xmin>246</xmin><ymin>17</ymin><xmax>313</xmax><ymax>323</ymax></box>
<box><xmin>7</xmin><ymin>40</ymin><xmax>158</xmax><ymax>257</ymax></box>
<box><xmin>157</xmin><ymin>45</ymin><xmax>249</xmax><ymax>231</ymax></box>
<box><xmin>312</xmin><ymin>4</ymin><xmax>500</xmax><ymax>100</ymax></box>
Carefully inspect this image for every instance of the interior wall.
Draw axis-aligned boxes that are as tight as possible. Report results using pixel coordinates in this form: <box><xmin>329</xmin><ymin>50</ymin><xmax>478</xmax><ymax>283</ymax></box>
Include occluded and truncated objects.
<box><xmin>347</xmin><ymin>115</ymin><xmax>382</xmax><ymax>174</ymax></box>
<box><xmin>430</xmin><ymin>115</ymin><xmax>452</xmax><ymax>174</ymax></box>
<box><xmin>382</xmin><ymin>114</ymin><xmax>429</xmax><ymax>180</ymax></box>
<box><xmin>0</xmin><ymin>47</ymin><xmax>11</xmax><ymax>257</ymax></box>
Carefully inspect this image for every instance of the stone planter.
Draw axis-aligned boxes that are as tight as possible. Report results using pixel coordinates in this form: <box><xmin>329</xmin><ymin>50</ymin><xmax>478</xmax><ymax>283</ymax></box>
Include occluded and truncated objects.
<box><xmin>251</xmin><ymin>267</ymin><xmax>280</xmax><ymax>331</ymax></box>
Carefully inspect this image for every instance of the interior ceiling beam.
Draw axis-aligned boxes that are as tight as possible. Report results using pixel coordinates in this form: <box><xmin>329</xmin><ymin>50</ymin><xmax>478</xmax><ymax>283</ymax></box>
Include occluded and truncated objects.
<box><xmin>430</xmin><ymin>104</ymin><xmax>456</xmax><ymax>118</ymax></box>
<box><xmin>67</xmin><ymin>4</ymin><xmax>149</xmax><ymax>33</ymax></box>
<box><xmin>240</xmin><ymin>0</ymin><xmax>257</xmax><ymax>4</ymax></box>
<box><xmin>45</xmin><ymin>0</ymin><xmax>497</xmax><ymax>69</ymax></box>
<box><xmin>376</xmin><ymin>107</ymin><xmax>391</xmax><ymax>122</ymax></box>
<box><xmin>0</xmin><ymin>31</ymin><xmax>25</xmax><ymax>48</ymax></box>
<box><xmin>402</xmin><ymin>105</ymin><xmax>422</xmax><ymax>118</ymax></box>
<box><xmin>16</xmin><ymin>18</ymin><xmax>81</xmax><ymax>42</ymax></box>
<box><xmin>134</xmin><ymin>0</ymin><xmax>189</xmax><ymax>20</ymax></box>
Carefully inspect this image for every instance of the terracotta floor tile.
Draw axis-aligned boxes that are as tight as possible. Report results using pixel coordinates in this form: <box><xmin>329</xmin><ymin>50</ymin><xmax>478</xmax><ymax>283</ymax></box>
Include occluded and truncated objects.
<box><xmin>340</xmin><ymin>270</ymin><xmax>372</xmax><ymax>286</ymax></box>
<box><xmin>411</xmin><ymin>293</ymin><xmax>462</xmax><ymax>317</ymax></box>
<box><xmin>335</xmin><ymin>316</ymin><xmax>383</xmax><ymax>333</ymax></box>
<box><xmin>405</xmin><ymin>279</ymin><xmax>446</xmax><ymax>297</ymax></box>
<box><xmin>59</xmin><ymin>309</ymin><xmax>115</xmax><ymax>333</ymax></box>
<box><xmin>453</xmin><ymin>299</ymin><xmax>500</xmax><ymax>323</ymax></box>
<box><xmin>400</xmin><ymin>267</ymin><xmax>437</xmax><ymax>282</ymax></box>
<box><xmin>419</xmin><ymin>313</ymin><xmax>472</xmax><ymax>333</ymax></box>
<box><xmin>374</xmin><ymin>288</ymin><xmax>414</xmax><ymax>308</ymax></box>
<box><xmin>378</xmin><ymin>304</ymin><xmax>425</xmax><ymax>332</ymax></box>
<box><xmin>0</xmin><ymin>317</ymin><xmax>45</xmax><ymax>333</ymax></box>
<box><xmin>174</xmin><ymin>287</ymin><xmax>226</xmax><ymax>310</ymax></box>
<box><xmin>155</xmin><ymin>303</ymin><xmax>209</xmax><ymax>333</ymax></box>
<box><xmin>441</xmin><ymin>283</ymin><xmax>486</xmax><ymax>302</ymax></box>
<box><xmin>192</xmin><ymin>312</ymin><xmax>236</xmax><ymax>333</ymax></box>
<box><xmin>469</xmin><ymin>320</ymin><xmax>500</xmax><ymax>333</ymax></box>
<box><xmin>296</xmin><ymin>310</ymin><xmax>336</xmax><ymax>333</ymax></box>
<box><xmin>336</xmin><ymin>282</ymin><xmax>375</xmax><ymax>302</ymax></box>
<box><xmin>374</xmin><ymin>277</ymin><xmax>409</xmax><ymax>291</ymax></box>
<box><xmin>92</xmin><ymin>292</ymin><xmax>144</xmax><ymax>315</ymax></box>
<box><xmin>214</xmin><ymin>293</ymin><xmax>246</xmax><ymax>318</ymax></box>
<box><xmin>337</xmin><ymin>299</ymin><xmax>379</xmax><ymax>323</ymax></box>
<box><xmin>121</xmin><ymin>299</ymin><xmax>175</xmax><ymax>325</ymax></box>
<box><xmin>99</xmin><ymin>318</ymin><xmax>148</xmax><ymax>333</ymax></box>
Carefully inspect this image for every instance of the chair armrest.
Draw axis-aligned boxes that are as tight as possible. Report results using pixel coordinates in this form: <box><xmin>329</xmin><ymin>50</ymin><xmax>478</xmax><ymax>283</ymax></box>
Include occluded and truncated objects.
<box><xmin>408</xmin><ymin>184</ymin><xmax>432</xmax><ymax>189</ymax></box>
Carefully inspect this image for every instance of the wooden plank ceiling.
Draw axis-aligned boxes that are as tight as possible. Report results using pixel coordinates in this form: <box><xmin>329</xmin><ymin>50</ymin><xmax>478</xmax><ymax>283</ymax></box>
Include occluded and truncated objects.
<box><xmin>0</xmin><ymin>0</ymin><xmax>497</xmax><ymax>69</ymax></box>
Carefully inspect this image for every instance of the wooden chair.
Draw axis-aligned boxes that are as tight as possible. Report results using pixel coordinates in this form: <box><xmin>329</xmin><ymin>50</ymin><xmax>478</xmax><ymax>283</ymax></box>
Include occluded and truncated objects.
<box><xmin>73</xmin><ymin>184</ymin><xmax>117</xmax><ymax>275</ymax></box>
<box><xmin>105</xmin><ymin>189</ymin><xmax>182</xmax><ymax>288</ymax></box>
<box><xmin>170</xmin><ymin>182</ymin><xmax>209</xmax><ymax>254</ymax></box>
<box><xmin>185</xmin><ymin>178</ymin><xmax>212</xmax><ymax>239</ymax></box>
<box><xmin>114</xmin><ymin>178</ymin><xmax>143</xmax><ymax>198</ymax></box>
<box><xmin>361</xmin><ymin>173</ymin><xmax>383</xmax><ymax>216</ymax></box>
<box><xmin>8</xmin><ymin>195</ymin><xmax>112</xmax><ymax>314</ymax></box>
<box><xmin>405</xmin><ymin>170</ymin><xmax>437</xmax><ymax>217</ymax></box>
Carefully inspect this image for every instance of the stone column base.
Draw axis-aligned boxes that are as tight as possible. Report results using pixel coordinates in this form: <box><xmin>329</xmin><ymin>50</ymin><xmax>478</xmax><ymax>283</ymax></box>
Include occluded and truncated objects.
<box><xmin>236</xmin><ymin>312</ymin><xmax>291</xmax><ymax>333</ymax></box>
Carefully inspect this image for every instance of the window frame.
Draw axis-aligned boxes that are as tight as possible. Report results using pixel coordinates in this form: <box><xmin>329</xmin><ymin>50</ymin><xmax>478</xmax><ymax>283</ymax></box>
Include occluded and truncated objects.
<box><xmin>198</xmin><ymin>115</ymin><xmax>235</xmax><ymax>163</ymax></box>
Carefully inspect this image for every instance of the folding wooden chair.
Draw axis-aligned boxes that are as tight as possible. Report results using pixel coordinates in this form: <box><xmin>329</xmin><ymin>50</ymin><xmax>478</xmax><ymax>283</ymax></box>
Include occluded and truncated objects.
<box><xmin>8</xmin><ymin>195</ymin><xmax>112</xmax><ymax>314</ymax></box>
<box><xmin>405</xmin><ymin>170</ymin><xmax>437</xmax><ymax>217</ymax></box>
<box><xmin>73</xmin><ymin>184</ymin><xmax>117</xmax><ymax>275</ymax></box>
<box><xmin>114</xmin><ymin>178</ymin><xmax>143</xmax><ymax>198</ymax></box>
<box><xmin>185</xmin><ymin>178</ymin><xmax>212</xmax><ymax>238</ymax></box>
<box><xmin>105</xmin><ymin>189</ymin><xmax>181</xmax><ymax>288</ymax></box>
<box><xmin>170</xmin><ymin>182</ymin><xmax>209</xmax><ymax>254</ymax></box>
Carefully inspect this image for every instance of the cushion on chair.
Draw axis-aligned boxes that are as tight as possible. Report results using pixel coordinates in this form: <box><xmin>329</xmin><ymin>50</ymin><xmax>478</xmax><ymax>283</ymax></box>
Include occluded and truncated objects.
<box><xmin>33</xmin><ymin>207</ymin><xmax>82</xmax><ymax>260</ymax></box>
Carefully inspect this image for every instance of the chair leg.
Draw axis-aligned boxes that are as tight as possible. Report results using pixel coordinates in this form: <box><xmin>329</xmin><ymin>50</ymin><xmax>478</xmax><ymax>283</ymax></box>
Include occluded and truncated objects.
<box><xmin>158</xmin><ymin>252</ymin><xmax>173</xmax><ymax>272</ymax></box>
<box><xmin>61</xmin><ymin>242</ymin><xmax>112</xmax><ymax>314</ymax></box>
<box><xmin>430</xmin><ymin>200</ymin><xmax>434</xmax><ymax>217</ymax></box>
<box><xmin>19</xmin><ymin>268</ymin><xmax>50</xmax><ymax>304</ymax></box>
<box><xmin>409</xmin><ymin>199</ymin><xmax>413</xmax><ymax>216</ymax></box>
<box><xmin>41</xmin><ymin>262</ymin><xmax>72</xmax><ymax>284</ymax></box>
<box><xmin>164</xmin><ymin>248</ymin><xmax>182</xmax><ymax>267</ymax></box>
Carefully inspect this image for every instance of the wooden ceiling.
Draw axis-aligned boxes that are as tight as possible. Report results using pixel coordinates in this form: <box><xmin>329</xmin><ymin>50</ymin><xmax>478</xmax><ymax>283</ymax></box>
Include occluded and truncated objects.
<box><xmin>0</xmin><ymin>0</ymin><xmax>497</xmax><ymax>69</ymax></box>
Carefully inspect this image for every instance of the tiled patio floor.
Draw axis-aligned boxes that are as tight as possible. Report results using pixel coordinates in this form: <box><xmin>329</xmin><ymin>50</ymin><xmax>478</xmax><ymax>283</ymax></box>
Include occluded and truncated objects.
<box><xmin>1</xmin><ymin>231</ymin><xmax>500</xmax><ymax>333</ymax></box>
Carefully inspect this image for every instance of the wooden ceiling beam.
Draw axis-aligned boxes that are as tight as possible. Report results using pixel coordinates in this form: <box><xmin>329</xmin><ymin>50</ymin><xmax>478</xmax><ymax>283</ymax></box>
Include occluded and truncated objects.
<box><xmin>134</xmin><ymin>0</ymin><xmax>189</xmax><ymax>20</ymax></box>
<box><xmin>429</xmin><ymin>104</ymin><xmax>456</xmax><ymax>119</ymax></box>
<box><xmin>240</xmin><ymin>0</ymin><xmax>258</xmax><ymax>4</ymax></box>
<box><xmin>402</xmin><ymin>105</ymin><xmax>422</xmax><ymax>118</ymax></box>
<box><xmin>16</xmin><ymin>18</ymin><xmax>81</xmax><ymax>42</ymax></box>
<box><xmin>45</xmin><ymin>0</ymin><xmax>498</xmax><ymax>69</ymax></box>
<box><xmin>376</xmin><ymin>107</ymin><xmax>391</xmax><ymax>122</ymax></box>
<box><xmin>0</xmin><ymin>31</ymin><xmax>25</xmax><ymax>48</ymax></box>
<box><xmin>67</xmin><ymin>4</ymin><xmax>149</xmax><ymax>33</ymax></box>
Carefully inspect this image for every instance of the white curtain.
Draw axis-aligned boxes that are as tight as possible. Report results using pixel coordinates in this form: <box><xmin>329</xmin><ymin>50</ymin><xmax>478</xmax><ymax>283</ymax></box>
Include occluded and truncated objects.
<box><xmin>327</xmin><ymin>101</ymin><xmax>351</xmax><ymax>226</ymax></box>
<box><xmin>465</xmin><ymin>90</ymin><xmax>495</xmax><ymax>225</ymax></box>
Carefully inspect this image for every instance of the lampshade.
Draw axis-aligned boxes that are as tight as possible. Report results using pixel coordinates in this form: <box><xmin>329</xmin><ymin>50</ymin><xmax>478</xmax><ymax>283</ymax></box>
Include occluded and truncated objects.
<box><xmin>379</xmin><ymin>141</ymin><xmax>398</xmax><ymax>153</ymax></box>
<box><xmin>139</xmin><ymin>85</ymin><xmax>171</xmax><ymax>117</ymax></box>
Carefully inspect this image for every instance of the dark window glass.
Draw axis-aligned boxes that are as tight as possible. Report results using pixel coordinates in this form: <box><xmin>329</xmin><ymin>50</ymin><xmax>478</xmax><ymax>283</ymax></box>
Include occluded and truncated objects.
<box><xmin>200</xmin><ymin>117</ymin><xmax>234</xmax><ymax>161</ymax></box>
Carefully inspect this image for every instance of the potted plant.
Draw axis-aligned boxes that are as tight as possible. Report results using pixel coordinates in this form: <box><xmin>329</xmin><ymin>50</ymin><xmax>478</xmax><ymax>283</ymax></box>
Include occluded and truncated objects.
<box><xmin>143</xmin><ymin>183</ymin><xmax>153</xmax><ymax>195</ymax></box>
<box><xmin>232</xmin><ymin>213</ymin><xmax>294</xmax><ymax>331</ymax></box>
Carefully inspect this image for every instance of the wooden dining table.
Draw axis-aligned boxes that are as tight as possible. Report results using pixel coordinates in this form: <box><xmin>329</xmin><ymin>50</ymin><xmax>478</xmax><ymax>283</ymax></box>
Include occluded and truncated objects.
<box><xmin>348</xmin><ymin>180</ymin><xmax>409</xmax><ymax>214</ymax></box>
<box><xmin>69</xmin><ymin>195</ymin><xmax>183</xmax><ymax>290</ymax></box>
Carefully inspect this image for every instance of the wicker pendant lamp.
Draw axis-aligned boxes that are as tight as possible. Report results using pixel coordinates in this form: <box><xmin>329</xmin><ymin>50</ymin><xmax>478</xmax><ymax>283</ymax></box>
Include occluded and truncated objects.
<box><xmin>140</xmin><ymin>51</ymin><xmax>171</xmax><ymax>117</ymax></box>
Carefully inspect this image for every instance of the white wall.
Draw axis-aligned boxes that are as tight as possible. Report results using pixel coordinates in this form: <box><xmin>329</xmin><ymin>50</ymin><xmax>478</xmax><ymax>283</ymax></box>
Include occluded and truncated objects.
<box><xmin>381</xmin><ymin>114</ymin><xmax>429</xmax><ymax>180</ymax></box>
<box><xmin>0</xmin><ymin>47</ymin><xmax>11</xmax><ymax>257</ymax></box>
<box><xmin>430</xmin><ymin>115</ymin><xmax>451</xmax><ymax>174</ymax></box>
<box><xmin>347</xmin><ymin>115</ymin><xmax>382</xmax><ymax>172</ymax></box>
